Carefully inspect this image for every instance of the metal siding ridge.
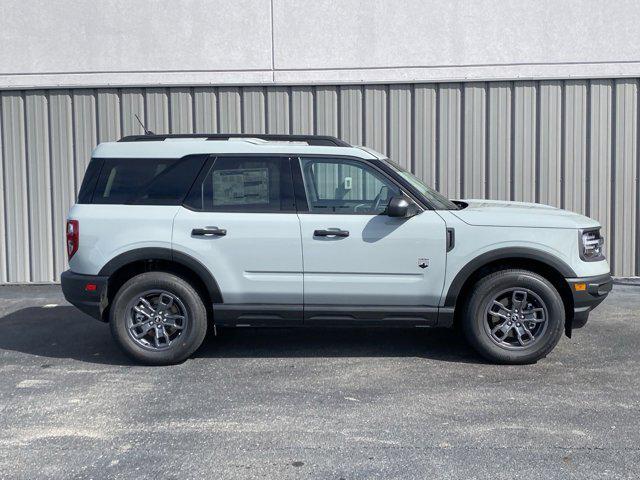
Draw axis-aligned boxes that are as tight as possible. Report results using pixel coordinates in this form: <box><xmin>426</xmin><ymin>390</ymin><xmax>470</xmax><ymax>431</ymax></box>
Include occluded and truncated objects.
<box><xmin>2</xmin><ymin>92</ymin><xmax>30</xmax><ymax>282</ymax></box>
<box><xmin>49</xmin><ymin>90</ymin><xmax>75</xmax><ymax>279</ymax></box>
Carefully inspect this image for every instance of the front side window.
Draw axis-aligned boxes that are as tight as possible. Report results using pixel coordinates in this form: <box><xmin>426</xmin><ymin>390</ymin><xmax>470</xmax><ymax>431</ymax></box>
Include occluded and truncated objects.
<box><xmin>299</xmin><ymin>157</ymin><xmax>401</xmax><ymax>214</ymax></box>
<box><xmin>184</xmin><ymin>156</ymin><xmax>294</xmax><ymax>212</ymax></box>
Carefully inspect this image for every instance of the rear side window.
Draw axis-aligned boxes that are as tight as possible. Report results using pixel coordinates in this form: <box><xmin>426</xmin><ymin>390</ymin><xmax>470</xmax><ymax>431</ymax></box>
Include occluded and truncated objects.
<box><xmin>90</xmin><ymin>156</ymin><xmax>206</xmax><ymax>205</ymax></box>
<box><xmin>184</xmin><ymin>156</ymin><xmax>294</xmax><ymax>212</ymax></box>
<box><xmin>77</xmin><ymin>158</ymin><xmax>102</xmax><ymax>203</ymax></box>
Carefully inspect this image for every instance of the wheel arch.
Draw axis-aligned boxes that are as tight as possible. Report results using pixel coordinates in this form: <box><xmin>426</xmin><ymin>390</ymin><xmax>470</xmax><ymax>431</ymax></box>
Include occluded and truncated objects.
<box><xmin>446</xmin><ymin>248</ymin><xmax>576</xmax><ymax>334</ymax></box>
<box><xmin>99</xmin><ymin>248</ymin><xmax>223</xmax><ymax>321</ymax></box>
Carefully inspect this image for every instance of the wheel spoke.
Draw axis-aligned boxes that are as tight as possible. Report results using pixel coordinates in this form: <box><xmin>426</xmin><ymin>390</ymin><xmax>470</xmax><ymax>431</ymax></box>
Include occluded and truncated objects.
<box><xmin>138</xmin><ymin>297</ymin><xmax>156</xmax><ymax>313</ymax></box>
<box><xmin>133</xmin><ymin>305</ymin><xmax>152</xmax><ymax>319</ymax></box>
<box><xmin>491</xmin><ymin>320</ymin><xmax>512</xmax><ymax>339</ymax></box>
<box><xmin>131</xmin><ymin>322</ymin><xmax>154</xmax><ymax>339</ymax></box>
<box><xmin>489</xmin><ymin>300</ymin><xmax>511</xmax><ymax>320</ymax></box>
<box><xmin>523</xmin><ymin>307</ymin><xmax>546</xmax><ymax>323</ymax></box>
<box><xmin>521</xmin><ymin>324</ymin><xmax>535</xmax><ymax>341</ymax></box>
<box><xmin>158</xmin><ymin>293</ymin><xmax>174</xmax><ymax>310</ymax></box>
<box><xmin>164</xmin><ymin>314</ymin><xmax>185</xmax><ymax>330</ymax></box>
<box><xmin>514</xmin><ymin>325</ymin><xmax>534</xmax><ymax>346</ymax></box>
<box><xmin>511</xmin><ymin>290</ymin><xmax>528</xmax><ymax>312</ymax></box>
<box><xmin>154</xmin><ymin>326</ymin><xmax>169</xmax><ymax>347</ymax></box>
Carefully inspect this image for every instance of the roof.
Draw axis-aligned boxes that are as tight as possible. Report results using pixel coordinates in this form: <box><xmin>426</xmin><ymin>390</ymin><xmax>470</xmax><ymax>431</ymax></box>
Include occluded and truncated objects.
<box><xmin>92</xmin><ymin>134</ymin><xmax>385</xmax><ymax>160</ymax></box>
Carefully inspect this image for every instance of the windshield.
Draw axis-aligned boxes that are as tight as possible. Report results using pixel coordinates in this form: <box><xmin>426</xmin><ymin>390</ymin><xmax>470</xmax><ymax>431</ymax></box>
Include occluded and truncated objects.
<box><xmin>383</xmin><ymin>160</ymin><xmax>459</xmax><ymax>210</ymax></box>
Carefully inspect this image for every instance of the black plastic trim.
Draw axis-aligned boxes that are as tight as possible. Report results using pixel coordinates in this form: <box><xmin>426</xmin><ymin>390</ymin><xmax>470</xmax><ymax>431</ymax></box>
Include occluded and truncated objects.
<box><xmin>119</xmin><ymin>134</ymin><xmax>351</xmax><ymax>147</ymax></box>
<box><xmin>61</xmin><ymin>270</ymin><xmax>109</xmax><ymax>321</ymax></box>
<box><xmin>212</xmin><ymin>304</ymin><xmax>452</xmax><ymax>327</ymax></box>
<box><xmin>444</xmin><ymin>247</ymin><xmax>578</xmax><ymax>307</ymax></box>
<box><xmin>446</xmin><ymin>228</ymin><xmax>455</xmax><ymax>252</ymax></box>
<box><xmin>97</xmin><ymin>247</ymin><xmax>223</xmax><ymax>303</ymax></box>
<box><xmin>566</xmin><ymin>272</ymin><xmax>613</xmax><ymax>329</ymax></box>
<box><xmin>213</xmin><ymin>304</ymin><xmax>303</xmax><ymax>326</ymax></box>
<box><xmin>304</xmin><ymin>305</ymin><xmax>439</xmax><ymax>326</ymax></box>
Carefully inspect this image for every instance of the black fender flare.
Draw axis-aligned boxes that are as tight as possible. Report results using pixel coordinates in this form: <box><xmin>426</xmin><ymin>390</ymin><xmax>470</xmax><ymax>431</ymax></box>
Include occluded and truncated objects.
<box><xmin>443</xmin><ymin>247</ymin><xmax>576</xmax><ymax>307</ymax></box>
<box><xmin>98</xmin><ymin>247</ymin><xmax>223</xmax><ymax>303</ymax></box>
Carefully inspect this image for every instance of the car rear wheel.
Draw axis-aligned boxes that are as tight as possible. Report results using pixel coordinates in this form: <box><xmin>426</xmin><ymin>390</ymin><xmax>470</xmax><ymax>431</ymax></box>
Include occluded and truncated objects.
<box><xmin>110</xmin><ymin>272</ymin><xmax>208</xmax><ymax>365</ymax></box>
<box><xmin>462</xmin><ymin>269</ymin><xmax>565</xmax><ymax>364</ymax></box>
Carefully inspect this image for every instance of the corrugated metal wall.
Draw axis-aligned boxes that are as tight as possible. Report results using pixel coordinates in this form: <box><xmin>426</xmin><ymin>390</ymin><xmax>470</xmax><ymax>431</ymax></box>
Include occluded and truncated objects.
<box><xmin>0</xmin><ymin>79</ymin><xmax>638</xmax><ymax>283</ymax></box>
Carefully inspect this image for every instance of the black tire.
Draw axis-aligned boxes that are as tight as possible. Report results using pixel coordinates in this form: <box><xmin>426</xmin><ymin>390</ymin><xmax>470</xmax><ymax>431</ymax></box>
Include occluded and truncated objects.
<box><xmin>110</xmin><ymin>272</ymin><xmax>208</xmax><ymax>365</ymax></box>
<box><xmin>462</xmin><ymin>269</ymin><xmax>565</xmax><ymax>365</ymax></box>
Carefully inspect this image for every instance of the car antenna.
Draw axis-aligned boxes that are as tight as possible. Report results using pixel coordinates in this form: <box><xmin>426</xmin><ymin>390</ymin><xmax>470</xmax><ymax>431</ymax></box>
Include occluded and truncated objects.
<box><xmin>134</xmin><ymin>114</ymin><xmax>155</xmax><ymax>135</ymax></box>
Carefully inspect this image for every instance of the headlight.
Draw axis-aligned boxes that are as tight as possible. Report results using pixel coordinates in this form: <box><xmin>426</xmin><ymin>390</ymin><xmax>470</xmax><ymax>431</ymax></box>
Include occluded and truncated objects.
<box><xmin>580</xmin><ymin>228</ymin><xmax>605</xmax><ymax>261</ymax></box>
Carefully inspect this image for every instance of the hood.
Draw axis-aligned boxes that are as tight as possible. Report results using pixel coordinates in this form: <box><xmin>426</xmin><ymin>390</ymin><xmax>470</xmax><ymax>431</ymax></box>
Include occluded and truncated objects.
<box><xmin>451</xmin><ymin>199</ymin><xmax>600</xmax><ymax>229</ymax></box>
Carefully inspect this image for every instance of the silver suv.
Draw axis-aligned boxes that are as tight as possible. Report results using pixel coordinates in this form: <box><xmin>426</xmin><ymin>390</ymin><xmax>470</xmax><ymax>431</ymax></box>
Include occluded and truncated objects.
<box><xmin>61</xmin><ymin>134</ymin><xmax>612</xmax><ymax>365</ymax></box>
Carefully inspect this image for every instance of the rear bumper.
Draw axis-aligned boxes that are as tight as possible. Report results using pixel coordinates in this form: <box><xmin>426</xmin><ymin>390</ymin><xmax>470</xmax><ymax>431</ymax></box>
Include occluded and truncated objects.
<box><xmin>566</xmin><ymin>273</ymin><xmax>613</xmax><ymax>329</ymax></box>
<box><xmin>60</xmin><ymin>270</ymin><xmax>109</xmax><ymax>321</ymax></box>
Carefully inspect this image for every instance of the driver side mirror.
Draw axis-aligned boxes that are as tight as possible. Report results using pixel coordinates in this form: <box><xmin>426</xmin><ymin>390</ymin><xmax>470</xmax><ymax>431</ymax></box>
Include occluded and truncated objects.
<box><xmin>386</xmin><ymin>196</ymin><xmax>419</xmax><ymax>218</ymax></box>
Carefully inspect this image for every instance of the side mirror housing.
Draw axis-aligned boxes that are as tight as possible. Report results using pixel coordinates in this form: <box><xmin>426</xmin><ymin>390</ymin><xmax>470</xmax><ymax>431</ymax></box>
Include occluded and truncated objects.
<box><xmin>386</xmin><ymin>196</ymin><xmax>419</xmax><ymax>218</ymax></box>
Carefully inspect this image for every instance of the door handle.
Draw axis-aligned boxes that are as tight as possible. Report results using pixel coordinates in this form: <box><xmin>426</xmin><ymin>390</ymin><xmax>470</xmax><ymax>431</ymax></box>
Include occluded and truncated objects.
<box><xmin>192</xmin><ymin>227</ymin><xmax>227</xmax><ymax>237</ymax></box>
<box><xmin>313</xmin><ymin>229</ymin><xmax>349</xmax><ymax>238</ymax></box>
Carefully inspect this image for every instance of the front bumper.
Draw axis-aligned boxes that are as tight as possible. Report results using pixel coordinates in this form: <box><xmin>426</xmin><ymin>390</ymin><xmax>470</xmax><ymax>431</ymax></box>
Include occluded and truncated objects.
<box><xmin>566</xmin><ymin>272</ymin><xmax>613</xmax><ymax>329</ymax></box>
<box><xmin>60</xmin><ymin>270</ymin><xmax>109</xmax><ymax>321</ymax></box>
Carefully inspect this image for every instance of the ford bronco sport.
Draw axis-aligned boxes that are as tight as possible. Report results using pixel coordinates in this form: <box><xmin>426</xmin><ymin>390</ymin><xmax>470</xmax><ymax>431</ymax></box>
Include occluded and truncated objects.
<box><xmin>61</xmin><ymin>134</ymin><xmax>612</xmax><ymax>365</ymax></box>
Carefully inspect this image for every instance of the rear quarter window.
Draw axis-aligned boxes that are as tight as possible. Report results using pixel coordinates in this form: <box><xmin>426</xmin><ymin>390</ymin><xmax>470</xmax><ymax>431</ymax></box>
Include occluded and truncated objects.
<box><xmin>77</xmin><ymin>158</ymin><xmax>103</xmax><ymax>203</ymax></box>
<box><xmin>89</xmin><ymin>155</ymin><xmax>206</xmax><ymax>205</ymax></box>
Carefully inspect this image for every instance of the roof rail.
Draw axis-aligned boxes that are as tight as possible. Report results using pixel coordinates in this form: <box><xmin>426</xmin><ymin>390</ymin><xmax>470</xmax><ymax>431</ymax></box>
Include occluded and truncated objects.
<box><xmin>118</xmin><ymin>133</ymin><xmax>351</xmax><ymax>147</ymax></box>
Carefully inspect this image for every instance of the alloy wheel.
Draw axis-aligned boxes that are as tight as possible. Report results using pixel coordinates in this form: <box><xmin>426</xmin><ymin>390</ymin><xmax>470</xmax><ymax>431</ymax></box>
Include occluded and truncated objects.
<box><xmin>125</xmin><ymin>290</ymin><xmax>189</xmax><ymax>351</ymax></box>
<box><xmin>483</xmin><ymin>288</ymin><xmax>548</xmax><ymax>350</ymax></box>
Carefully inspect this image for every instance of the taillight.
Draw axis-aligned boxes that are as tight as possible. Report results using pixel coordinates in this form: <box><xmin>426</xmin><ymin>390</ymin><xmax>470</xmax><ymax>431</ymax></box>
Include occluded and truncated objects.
<box><xmin>66</xmin><ymin>220</ymin><xmax>79</xmax><ymax>259</ymax></box>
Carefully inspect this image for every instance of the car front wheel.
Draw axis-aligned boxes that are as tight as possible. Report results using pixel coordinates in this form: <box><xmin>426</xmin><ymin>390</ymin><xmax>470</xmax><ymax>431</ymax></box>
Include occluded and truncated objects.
<box><xmin>462</xmin><ymin>269</ymin><xmax>565</xmax><ymax>364</ymax></box>
<box><xmin>110</xmin><ymin>272</ymin><xmax>208</xmax><ymax>365</ymax></box>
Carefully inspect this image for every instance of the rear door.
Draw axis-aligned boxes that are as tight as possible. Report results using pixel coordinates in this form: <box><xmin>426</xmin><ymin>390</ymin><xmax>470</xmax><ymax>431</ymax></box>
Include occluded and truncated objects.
<box><xmin>294</xmin><ymin>156</ymin><xmax>447</xmax><ymax>323</ymax></box>
<box><xmin>172</xmin><ymin>155</ymin><xmax>303</xmax><ymax>325</ymax></box>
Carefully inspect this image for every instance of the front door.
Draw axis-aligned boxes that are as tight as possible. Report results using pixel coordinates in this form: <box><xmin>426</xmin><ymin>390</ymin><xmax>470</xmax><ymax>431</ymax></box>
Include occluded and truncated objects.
<box><xmin>172</xmin><ymin>155</ymin><xmax>303</xmax><ymax>325</ymax></box>
<box><xmin>295</xmin><ymin>156</ymin><xmax>447</xmax><ymax>323</ymax></box>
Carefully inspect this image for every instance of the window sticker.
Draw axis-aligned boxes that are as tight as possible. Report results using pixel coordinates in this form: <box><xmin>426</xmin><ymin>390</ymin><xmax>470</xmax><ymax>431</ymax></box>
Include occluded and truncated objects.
<box><xmin>212</xmin><ymin>167</ymin><xmax>270</xmax><ymax>205</ymax></box>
